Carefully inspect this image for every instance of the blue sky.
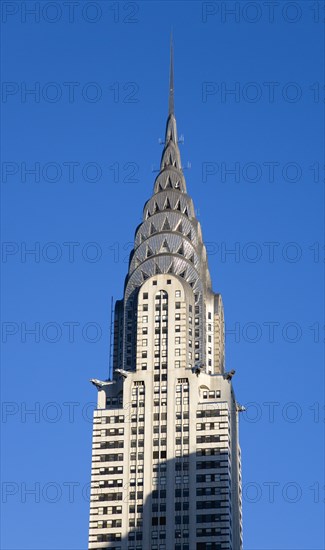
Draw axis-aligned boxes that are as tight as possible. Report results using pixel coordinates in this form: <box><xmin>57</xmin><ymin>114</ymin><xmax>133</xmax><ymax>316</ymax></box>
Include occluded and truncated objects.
<box><xmin>1</xmin><ymin>1</ymin><xmax>324</xmax><ymax>549</ymax></box>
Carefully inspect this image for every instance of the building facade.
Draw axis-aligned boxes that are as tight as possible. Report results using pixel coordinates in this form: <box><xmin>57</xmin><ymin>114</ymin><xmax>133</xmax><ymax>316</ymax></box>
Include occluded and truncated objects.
<box><xmin>88</xmin><ymin>46</ymin><xmax>243</xmax><ymax>550</ymax></box>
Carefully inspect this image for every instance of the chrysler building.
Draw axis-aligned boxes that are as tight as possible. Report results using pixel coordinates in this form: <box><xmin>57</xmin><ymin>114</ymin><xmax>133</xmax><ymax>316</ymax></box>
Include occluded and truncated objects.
<box><xmin>88</xmin><ymin>43</ymin><xmax>243</xmax><ymax>550</ymax></box>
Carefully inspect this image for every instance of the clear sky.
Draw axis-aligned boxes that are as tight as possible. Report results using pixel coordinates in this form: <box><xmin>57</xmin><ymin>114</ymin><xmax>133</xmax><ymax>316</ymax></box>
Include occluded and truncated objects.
<box><xmin>1</xmin><ymin>1</ymin><xmax>324</xmax><ymax>549</ymax></box>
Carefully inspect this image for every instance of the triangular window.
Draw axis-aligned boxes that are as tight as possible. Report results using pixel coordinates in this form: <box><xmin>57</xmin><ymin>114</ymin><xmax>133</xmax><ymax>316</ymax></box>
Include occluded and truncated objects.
<box><xmin>161</xmin><ymin>239</ymin><xmax>170</xmax><ymax>253</ymax></box>
<box><xmin>162</xmin><ymin>217</ymin><xmax>171</xmax><ymax>231</ymax></box>
<box><xmin>164</xmin><ymin>198</ymin><xmax>171</xmax><ymax>210</ymax></box>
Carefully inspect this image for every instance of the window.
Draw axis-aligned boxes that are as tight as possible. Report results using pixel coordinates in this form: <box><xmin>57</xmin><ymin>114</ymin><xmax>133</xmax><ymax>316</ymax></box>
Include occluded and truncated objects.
<box><xmin>175</xmin><ymin>302</ymin><xmax>181</xmax><ymax>309</ymax></box>
<box><xmin>142</xmin><ymin>339</ymin><xmax>148</xmax><ymax>346</ymax></box>
<box><xmin>175</xmin><ymin>337</ymin><xmax>181</xmax><ymax>344</ymax></box>
<box><xmin>167</xmin><ymin>280</ymin><xmax>171</xmax><ymax>284</ymax></box>
<box><xmin>175</xmin><ymin>361</ymin><xmax>180</xmax><ymax>368</ymax></box>
<box><xmin>208</xmin><ymin>312</ymin><xmax>212</xmax><ymax>319</ymax></box>
<box><xmin>175</xmin><ymin>348</ymin><xmax>180</xmax><ymax>356</ymax></box>
<box><xmin>142</xmin><ymin>316</ymin><xmax>148</xmax><ymax>323</ymax></box>
<box><xmin>142</xmin><ymin>327</ymin><xmax>148</xmax><ymax>334</ymax></box>
<box><xmin>175</xmin><ymin>313</ymin><xmax>181</xmax><ymax>321</ymax></box>
<box><xmin>143</xmin><ymin>292</ymin><xmax>148</xmax><ymax>299</ymax></box>
<box><xmin>175</xmin><ymin>290</ymin><xmax>181</xmax><ymax>297</ymax></box>
<box><xmin>175</xmin><ymin>325</ymin><xmax>181</xmax><ymax>332</ymax></box>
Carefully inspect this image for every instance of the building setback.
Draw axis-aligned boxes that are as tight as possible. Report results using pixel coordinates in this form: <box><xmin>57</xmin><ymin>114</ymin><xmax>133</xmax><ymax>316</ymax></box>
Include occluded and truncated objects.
<box><xmin>88</xmin><ymin>43</ymin><xmax>243</xmax><ymax>550</ymax></box>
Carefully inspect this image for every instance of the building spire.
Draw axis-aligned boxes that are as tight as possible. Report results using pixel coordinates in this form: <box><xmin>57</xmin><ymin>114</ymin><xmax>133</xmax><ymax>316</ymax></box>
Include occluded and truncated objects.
<box><xmin>168</xmin><ymin>32</ymin><xmax>174</xmax><ymax>116</ymax></box>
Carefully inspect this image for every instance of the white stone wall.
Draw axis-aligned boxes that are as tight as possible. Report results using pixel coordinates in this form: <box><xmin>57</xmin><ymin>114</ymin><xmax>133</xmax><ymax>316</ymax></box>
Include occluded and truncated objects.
<box><xmin>88</xmin><ymin>274</ymin><xmax>242</xmax><ymax>550</ymax></box>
